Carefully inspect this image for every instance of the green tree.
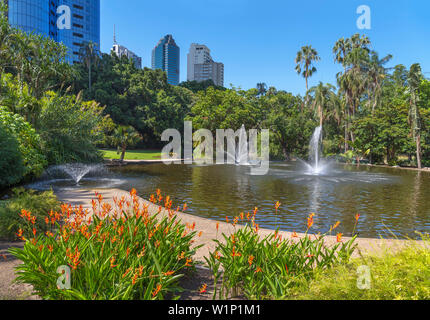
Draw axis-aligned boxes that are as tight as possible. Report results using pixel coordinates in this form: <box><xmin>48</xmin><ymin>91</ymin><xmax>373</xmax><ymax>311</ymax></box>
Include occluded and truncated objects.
<box><xmin>256</xmin><ymin>83</ymin><xmax>268</xmax><ymax>96</ymax></box>
<box><xmin>407</xmin><ymin>63</ymin><xmax>424</xmax><ymax>168</ymax></box>
<box><xmin>110</xmin><ymin>125</ymin><xmax>142</xmax><ymax>161</ymax></box>
<box><xmin>0</xmin><ymin>123</ymin><xmax>25</xmax><ymax>189</ymax></box>
<box><xmin>295</xmin><ymin>45</ymin><xmax>320</xmax><ymax>92</ymax></box>
<box><xmin>0</xmin><ymin>106</ymin><xmax>46</xmax><ymax>178</ymax></box>
<box><xmin>308</xmin><ymin>82</ymin><xmax>337</xmax><ymax>127</ymax></box>
<box><xmin>38</xmin><ymin>91</ymin><xmax>104</xmax><ymax>164</ymax></box>
<box><xmin>79</xmin><ymin>41</ymin><xmax>99</xmax><ymax>92</ymax></box>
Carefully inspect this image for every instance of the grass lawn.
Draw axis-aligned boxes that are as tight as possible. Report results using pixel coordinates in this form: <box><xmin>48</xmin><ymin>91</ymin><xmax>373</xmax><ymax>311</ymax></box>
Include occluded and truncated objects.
<box><xmin>100</xmin><ymin>149</ymin><xmax>162</xmax><ymax>161</ymax></box>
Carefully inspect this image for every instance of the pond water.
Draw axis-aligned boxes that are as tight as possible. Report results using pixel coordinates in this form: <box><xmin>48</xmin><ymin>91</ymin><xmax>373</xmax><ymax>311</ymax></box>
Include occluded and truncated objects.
<box><xmin>29</xmin><ymin>162</ymin><xmax>430</xmax><ymax>239</ymax></box>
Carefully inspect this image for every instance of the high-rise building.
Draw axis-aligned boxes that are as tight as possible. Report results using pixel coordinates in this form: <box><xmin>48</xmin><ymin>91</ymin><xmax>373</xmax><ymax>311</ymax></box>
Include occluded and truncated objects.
<box><xmin>111</xmin><ymin>26</ymin><xmax>142</xmax><ymax>69</ymax></box>
<box><xmin>6</xmin><ymin>0</ymin><xmax>100</xmax><ymax>64</ymax></box>
<box><xmin>187</xmin><ymin>43</ymin><xmax>224</xmax><ymax>87</ymax></box>
<box><xmin>112</xmin><ymin>44</ymin><xmax>142</xmax><ymax>69</ymax></box>
<box><xmin>152</xmin><ymin>34</ymin><xmax>180</xmax><ymax>85</ymax></box>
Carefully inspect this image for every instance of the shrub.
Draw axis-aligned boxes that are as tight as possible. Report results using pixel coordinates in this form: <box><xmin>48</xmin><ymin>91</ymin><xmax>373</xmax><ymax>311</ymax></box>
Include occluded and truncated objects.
<box><xmin>0</xmin><ymin>123</ymin><xmax>25</xmax><ymax>188</ymax></box>
<box><xmin>289</xmin><ymin>233</ymin><xmax>430</xmax><ymax>300</ymax></box>
<box><xmin>0</xmin><ymin>188</ymin><xmax>60</xmax><ymax>241</ymax></box>
<box><xmin>38</xmin><ymin>91</ymin><xmax>104</xmax><ymax>165</ymax></box>
<box><xmin>205</xmin><ymin>212</ymin><xmax>358</xmax><ymax>300</ymax></box>
<box><xmin>9</xmin><ymin>189</ymin><xmax>200</xmax><ymax>300</ymax></box>
<box><xmin>0</xmin><ymin>106</ymin><xmax>47</xmax><ymax>179</ymax></box>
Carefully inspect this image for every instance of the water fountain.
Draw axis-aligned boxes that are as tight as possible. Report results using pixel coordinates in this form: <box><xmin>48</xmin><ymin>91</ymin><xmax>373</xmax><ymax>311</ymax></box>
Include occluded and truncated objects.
<box><xmin>44</xmin><ymin>163</ymin><xmax>106</xmax><ymax>184</ymax></box>
<box><xmin>235</xmin><ymin>124</ymin><xmax>250</xmax><ymax>165</ymax></box>
<box><xmin>301</xmin><ymin>126</ymin><xmax>327</xmax><ymax>175</ymax></box>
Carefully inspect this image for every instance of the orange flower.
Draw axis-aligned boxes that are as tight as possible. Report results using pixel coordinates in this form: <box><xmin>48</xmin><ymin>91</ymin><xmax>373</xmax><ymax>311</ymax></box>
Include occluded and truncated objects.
<box><xmin>248</xmin><ymin>255</ymin><xmax>255</xmax><ymax>266</ymax></box>
<box><xmin>255</xmin><ymin>267</ymin><xmax>262</xmax><ymax>273</ymax></box>
<box><xmin>178</xmin><ymin>251</ymin><xmax>185</xmax><ymax>260</ymax></box>
<box><xmin>1</xmin><ymin>254</ymin><xmax>6</xmax><ymax>261</ymax></box>
<box><xmin>231</xmin><ymin>246</ymin><xmax>242</xmax><ymax>258</ymax></box>
<box><xmin>183</xmin><ymin>203</ymin><xmax>188</xmax><ymax>211</ymax></box>
<box><xmin>110</xmin><ymin>257</ymin><xmax>118</xmax><ymax>268</ymax></box>
<box><xmin>152</xmin><ymin>284</ymin><xmax>162</xmax><ymax>297</ymax></box>
<box><xmin>285</xmin><ymin>264</ymin><xmax>289</xmax><ymax>274</ymax></box>
<box><xmin>226</xmin><ymin>216</ymin><xmax>229</xmax><ymax>223</ymax></box>
<box><xmin>355</xmin><ymin>214</ymin><xmax>361</xmax><ymax>222</ymax></box>
<box><xmin>337</xmin><ymin>233</ymin><xmax>343</xmax><ymax>243</ymax></box>
<box><xmin>164</xmin><ymin>271</ymin><xmax>175</xmax><ymax>276</ymax></box>
<box><xmin>216</xmin><ymin>222</ymin><xmax>219</xmax><ymax>232</ymax></box>
<box><xmin>198</xmin><ymin>231</ymin><xmax>203</xmax><ymax>237</ymax></box>
<box><xmin>47</xmin><ymin>245</ymin><xmax>53</xmax><ymax>253</ymax></box>
<box><xmin>307</xmin><ymin>213</ymin><xmax>315</xmax><ymax>229</ymax></box>
<box><xmin>253</xmin><ymin>207</ymin><xmax>258</xmax><ymax>216</ymax></box>
<box><xmin>275</xmin><ymin>201</ymin><xmax>281</xmax><ymax>210</ymax></box>
<box><xmin>291</xmin><ymin>231</ymin><xmax>298</xmax><ymax>238</ymax></box>
<box><xmin>332</xmin><ymin>221</ymin><xmax>340</xmax><ymax>230</ymax></box>
<box><xmin>199</xmin><ymin>284</ymin><xmax>208</xmax><ymax>294</ymax></box>
<box><xmin>185</xmin><ymin>258</ymin><xmax>193</xmax><ymax>267</ymax></box>
<box><xmin>130</xmin><ymin>188</ymin><xmax>137</xmax><ymax>197</ymax></box>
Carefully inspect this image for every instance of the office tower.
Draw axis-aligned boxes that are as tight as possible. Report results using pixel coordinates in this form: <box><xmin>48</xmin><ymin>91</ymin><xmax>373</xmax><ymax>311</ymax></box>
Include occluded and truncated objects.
<box><xmin>111</xmin><ymin>26</ymin><xmax>142</xmax><ymax>69</ymax></box>
<box><xmin>6</xmin><ymin>0</ymin><xmax>100</xmax><ymax>64</ymax></box>
<box><xmin>152</xmin><ymin>34</ymin><xmax>180</xmax><ymax>85</ymax></box>
<box><xmin>112</xmin><ymin>44</ymin><xmax>142</xmax><ymax>69</ymax></box>
<box><xmin>187</xmin><ymin>43</ymin><xmax>224</xmax><ymax>87</ymax></box>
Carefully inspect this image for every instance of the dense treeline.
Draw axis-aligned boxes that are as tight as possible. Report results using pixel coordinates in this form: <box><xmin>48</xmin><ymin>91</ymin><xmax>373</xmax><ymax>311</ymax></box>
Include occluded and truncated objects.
<box><xmin>1</xmin><ymin>1</ymin><xmax>429</xmax><ymax>190</ymax></box>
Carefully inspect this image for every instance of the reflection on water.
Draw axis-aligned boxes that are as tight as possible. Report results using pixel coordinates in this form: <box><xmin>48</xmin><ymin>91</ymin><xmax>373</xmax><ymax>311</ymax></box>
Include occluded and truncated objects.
<box><xmin>29</xmin><ymin>162</ymin><xmax>430</xmax><ymax>239</ymax></box>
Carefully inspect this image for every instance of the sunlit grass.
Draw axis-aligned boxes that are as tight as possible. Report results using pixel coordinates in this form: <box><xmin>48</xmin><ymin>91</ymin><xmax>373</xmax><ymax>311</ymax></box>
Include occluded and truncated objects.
<box><xmin>289</xmin><ymin>233</ymin><xmax>430</xmax><ymax>300</ymax></box>
<box><xmin>100</xmin><ymin>149</ymin><xmax>161</xmax><ymax>161</ymax></box>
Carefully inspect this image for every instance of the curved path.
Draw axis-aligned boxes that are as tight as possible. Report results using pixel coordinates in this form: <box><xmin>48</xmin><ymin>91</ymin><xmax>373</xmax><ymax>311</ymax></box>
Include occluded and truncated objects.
<box><xmin>55</xmin><ymin>188</ymin><xmax>424</xmax><ymax>261</ymax></box>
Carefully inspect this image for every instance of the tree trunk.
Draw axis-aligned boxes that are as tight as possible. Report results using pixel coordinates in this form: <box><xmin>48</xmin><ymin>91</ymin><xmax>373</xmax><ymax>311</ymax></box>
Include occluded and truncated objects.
<box><xmin>416</xmin><ymin>133</ymin><xmax>422</xmax><ymax>169</ymax></box>
<box><xmin>120</xmin><ymin>146</ymin><xmax>126</xmax><ymax>162</ymax></box>
<box><xmin>282</xmin><ymin>145</ymin><xmax>290</xmax><ymax>161</ymax></box>
<box><xmin>89</xmin><ymin>62</ymin><xmax>92</xmax><ymax>91</ymax></box>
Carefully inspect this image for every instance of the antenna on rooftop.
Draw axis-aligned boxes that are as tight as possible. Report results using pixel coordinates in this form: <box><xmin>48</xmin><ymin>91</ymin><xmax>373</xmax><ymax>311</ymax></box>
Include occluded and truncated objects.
<box><xmin>113</xmin><ymin>24</ymin><xmax>117</xmax><ymax>44</ymax></box>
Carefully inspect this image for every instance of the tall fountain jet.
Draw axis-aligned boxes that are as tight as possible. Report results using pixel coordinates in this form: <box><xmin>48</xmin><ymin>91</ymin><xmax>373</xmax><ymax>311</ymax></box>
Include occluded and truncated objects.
<box><xmin>235</xmin><ymin>124</ymin><xmax>249</xmax><ymax>165</ymax></box>
<box><xmin>308</xmin><ymin>126</ymin><xmax>323</xmax><ymax>174</ymax></box>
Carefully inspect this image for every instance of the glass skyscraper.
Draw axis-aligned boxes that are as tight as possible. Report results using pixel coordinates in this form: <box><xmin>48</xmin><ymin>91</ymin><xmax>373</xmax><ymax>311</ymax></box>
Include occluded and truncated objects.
<box><xmin>152</xmin><ymin>34</ymin><xmax>180</xmax><ymax>85</ymax></box>
<box><xmin>6</xmin><ymin>0</ymin><xmax>100</xmax><ymax>64</ymax></box>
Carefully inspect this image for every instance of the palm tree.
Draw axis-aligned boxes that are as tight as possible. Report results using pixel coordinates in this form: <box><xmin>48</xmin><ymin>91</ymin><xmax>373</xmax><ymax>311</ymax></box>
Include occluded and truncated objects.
<box><xmin>333</xmin><ymin>37</ymin><xmax>351</xmax><ymax>72</ymax></box>
<box><xmin>407</xmin><ymin>63</ymin><xmax>423</xmax><ymax>169</ymax></box>
<box><xmin>110</xmin><ymin>126</ymin><xmax>142</xmax><ymax>162</ymax></box>
<box><xmin>295</xmin><ymin>45</ymin><xmax>320</xmax><ymax>92</ymax></box>
<box><xmin>366</xmin><ymin>52</ymin><xmax>392</xmax><ymax>114</ymax></box>
<box><xmin>79</xmin><ymin>41</ymin><xmax>99</xmax><ymax>91</ymax></box>
<box><xmin>308</xmin><ymin>82</ymin><xmax>337</xmax><ymax>127</ymax></box>
<box><xmin>334</xmin><ymin>35</ymin><xmax>371</xmax><ymax>152</ymax></box>
<box><xmin>256</xmin><ymin>83</ymin><xmax>267</xmax><ymax>96</ymax></box>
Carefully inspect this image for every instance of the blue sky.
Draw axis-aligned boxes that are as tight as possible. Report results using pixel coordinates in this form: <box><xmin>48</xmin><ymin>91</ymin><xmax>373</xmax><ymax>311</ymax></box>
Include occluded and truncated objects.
<box><xmin>100</xmin><ymin>0</ymin><xmax>430</xmax><ymax>95</ymax></box>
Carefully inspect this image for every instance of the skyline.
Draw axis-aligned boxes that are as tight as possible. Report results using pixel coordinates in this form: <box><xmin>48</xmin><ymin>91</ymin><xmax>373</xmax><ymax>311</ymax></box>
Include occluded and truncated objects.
<box><xmin>100</xmin><ymin>0</ymin><xmax>430</xmax><ymax>95</ymax></box>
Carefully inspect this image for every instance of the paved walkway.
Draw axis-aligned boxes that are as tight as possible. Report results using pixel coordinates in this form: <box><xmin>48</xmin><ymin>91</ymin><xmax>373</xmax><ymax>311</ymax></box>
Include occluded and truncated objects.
<box><xmin>55</xmin><ymin>188</ymin><xmax>423</xmax><ymax>261</ymax></box>
<box><xmin>1</xmin><ymin>187</ymin><xmax>425</xmax><ymax>300</ymax></box>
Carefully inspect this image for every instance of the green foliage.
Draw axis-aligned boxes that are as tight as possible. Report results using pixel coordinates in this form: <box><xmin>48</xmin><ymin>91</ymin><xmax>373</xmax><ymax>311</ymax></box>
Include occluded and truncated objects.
<box><xmin>179</xmin><ymin>79</ymin><xmax>225</xmax><ymax>93</ymax></box>
<box><xmin>71</xmin><ymin>54</ymin><xmax>193</xmax><ymax>147</ymax></box>
<box><xmin>0</xmin><ymin>123</ymin><xmax>25</xmax><ymax>188</ymax></box>
<box><xmin>206</xmin><ymin>218</ymin><xmax>357</xmax><ymax>299</ymax></box>
<box><xmin>9</xmin><ymin>190</ymin><xmax>200</xmax><ymax>300</ymax></box>
<box><xmin>108</xmin><ymin>125</ymin><xmax>142</xmax><ymax>161</ymax></box>
<box><xmin>187</xmin><ymin>87</ymin><xmax>263</xmax><ymax>132</ymax></box>
<box><xmin>0</xmin><ymin>188</ymin><xmax>59</xmax><ymax>240</ymax></box>
<box><xmin>37</xmin><ymin>91</ymin><xmax>104</xmax><ymax>164</ymax></box>
<box><xmin>289</xmin><ymin>234</ymin><xmax>430</xmax><ymax>300</ymax></box>
<box><xmin>0</xmin><ymin>106</ymin><xmax>46</xmax><ymax>178</ymax></box>
<box><xmin>263</xmin><ymin>92</ymin><xmax>316</xmax><ymax>160</ymax></box>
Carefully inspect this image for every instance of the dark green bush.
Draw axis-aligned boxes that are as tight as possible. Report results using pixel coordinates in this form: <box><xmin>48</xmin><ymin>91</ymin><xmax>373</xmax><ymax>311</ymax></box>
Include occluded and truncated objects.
<box><xmin>38</xmin><ymin>92</ymin><xmax>104</xmax><ymax>164</ymax></box>
<box><xmin>0</xmin><ymin>123</ymin><xmax>25</xmax><ymax>189</ymax></box>
<box><xmin>0</xmin><ymin>188</ymin><xmax>60</xmax><ymax>241</ymax></box>
<box><xmin>0</xmin><ymin>106</ymin><xmax>47</xmax><ymax>178</ymax></box>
